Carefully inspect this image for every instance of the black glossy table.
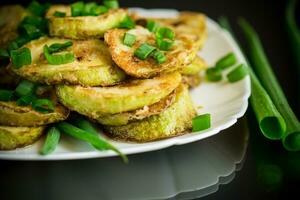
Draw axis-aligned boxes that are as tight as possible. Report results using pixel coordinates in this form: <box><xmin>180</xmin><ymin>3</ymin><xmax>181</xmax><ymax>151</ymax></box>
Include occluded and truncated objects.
<box><xmin>0</xmin><ymin>0</ymin><xmax>299</xmax><ymax>199</ymax></box>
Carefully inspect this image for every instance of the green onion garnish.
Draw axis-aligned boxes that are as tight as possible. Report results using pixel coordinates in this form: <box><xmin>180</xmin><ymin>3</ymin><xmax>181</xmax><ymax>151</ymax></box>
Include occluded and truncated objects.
<box><xmin>91</xmin><ymin>5</ymin><xmax>108</xmax><ymax>15</ymax></box>
<box><xmin>40</xmin><ymin>127</ymin><xmax>61</xmax><ymax>155</ymax></box>
<box><xmin>215</xmin><ymin>52</ymin><xmax>237</xmax><ymax>70</ymax></box>
<box><xmin>134</xmin><ymin>43</ymin><xmax>156</xmax><ymax>60</ymax></box>
<box><xmin>219</xmin><ymin>16</ymin><xmax>286</xmax><ymax>140</ymax></box>
<box><xmin>227</xmin><ymin>64</ymin><xmax>248</xmax><ymax>83</ymax></box>
<box><xmin>151</xmin><ymin>50</ymin><xmax>167</xmax><ymax>64</ymax></box>
<box><xmin>48</xmin><ymin>41</ymin><xmax>73</xmax><ymax>54</ymax></box>
<box><xmin>71</xmin><ymin>1</ymin><xmax>84</xmax><ymax>17</ymax></box>
<box><xmin>0</xmin><ymin>48</ymin><xmax>9</xmax><ymax>59</ymax></box>
<box><xmin>82</xmin><ymin>2</ymin><xmax>98</xmax><ymax>16</ymax></box>
<box><xmin>119</xmin><ymin>16</ymin><xmax>135</xmax><ymax>29</ymax></box>
<box><xmin>53</xmin><ymin>11</ymin><xmax>66</xmax><ymax>17</ymax></box>
<box><xmin>15</xmin><ymin>80</ymin><xmax>36</xmax><ymax>97</ymax></box>
<box><xmin>156</xmin><ymin>27</ymin><xmax>175</xmax><ymax>40</ymax></box>
<box><xmin>239</xmin><ymin>18</ymin><xmax>300</xmax><ymax>151</ymax></box>
<box><xmin>206</xmin><ymin>68</ymin><xmax>222</xmax><ymax>82</ymax></box>
<box><xmin>146</xmin><ymin>21</ymin><xmax>160</xmax><ymax>32</ymax></box>
<box><xmin>123</xmin><ymin>32</ymin><xmax>136</xmax><ymax>47</ymax></box>
<box><xmin>10</xmin><ymin>47</ymin><xmax>32</xmax><ymax>69</ymax></box>
<box><xmin>103</xmin><ymin>0</ymin><xmax>119</xmax><ymax>9</ymax></box>
<box><xmin>192</xmin><ymin>114</ymin><xmax>211</xmax><ymax>132</ymax></box>
<box><xmin>28</xmin><ymin>1</ymin><xmax>51</xmax><ymax>17</ymax></box>
<box><xmin>156</xmin><ymin>37</ymin><xmax>174</xmax><ymax>51</ymax></box>
<box><xmin>8</xmin><ymin>42</ymin><xmax>19</xmax><ymax>52</ymax></box>
<box><xmin>16</xmin><ymin>94</ymin><xmax>36</xmax><ymax>106</ymax></box>
<box><xmin>19</xmin><ymin>24</ymin><xmax>43</xmax><ymax>39</ymax></box>
<box><xmin>0</xmin><ymin>90</ymin><xmax>14</xmax><ymax>102</ymax></box>
<box><xmin>71</xmin><ymin>115</ymin><xmax>99</xmax><ymax>135</ymax></box>
<box><xmin>56</xmin><ymin>122</ymin><xmax>128</xmax><ymax>163</ymax></box>
<box><xmin>43</xmin><ymin>45</ymin><xmax>75</xmax><ymax>65</ymax></box>
<box><xmin>32</xmin><ymin>98</ymin><xmax>54</xmax><ymax>113</ymax></box>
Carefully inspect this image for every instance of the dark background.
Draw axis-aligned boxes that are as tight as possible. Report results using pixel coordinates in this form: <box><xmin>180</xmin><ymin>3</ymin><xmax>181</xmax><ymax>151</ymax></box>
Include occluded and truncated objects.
<box><xmin>0</xmin><ymin>0</ymin><xmax>299</xmax><ymax>199</ymax></box>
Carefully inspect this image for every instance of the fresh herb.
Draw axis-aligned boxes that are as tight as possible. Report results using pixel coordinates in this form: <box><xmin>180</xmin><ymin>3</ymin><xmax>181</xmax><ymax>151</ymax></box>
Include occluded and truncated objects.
<box><xmin>16</xmin><ymin>94</ymin><xmax>36</xmax><ymax>106</ymax></box>
<box><xmin>40</xmin><ymin>127</ymin><xmax>61</xmax><ymax>155</ymax></box>
<box><xmin>192</xmin><ymin>114</ymin><xmax>211</xmax><ymax>132</ymax></box>
<box><xmin>134</xmin><ymin>43</ymin><xmax>156</xmax><ymax>60</ymax></box>
<box><xmin>15</xmin><ymin>80</ymin><xmax>36</xmax><ymax>97</ymax></box>
<box><xmin>0</xmin><ymin>90</ymin><xmax>14</xmax><ymax>102</ymax></box>
<box><xmin>215</xmin><ymin>52</ymin><xmax>237</xmax><ymax>70</ymax></box>
<box><xmin>10</xmin><ymin>47</ymin><xmax>32</xmax><ymax>68</ymax></box>
<box><xmin>123</xmin><ymin>32</ymin><xmax>136</xmax><ymax>47</ymax></box>
<box><xmin>53</xmin><ymin>11</ymin><xmax>66</xmax><ymax>17</ymax></box>
<box><xmin>146</xmin><ymin>21</ymin><xmax>160</xmax><ymax>32</ymax></box>
<box><xmin>227</xmin><ymin>64</ymin><xmax>248</xmax><ymax>83</ymax></box>
<box><xmin>119</xmin><ymin>16</ymin><xmax>135</xmax><ymax>29</ymax></box>
<box><xmin>43</xmin><ymin>45</ymin><xmax>75</xmax><ymax>65</ymax></box>
<box><xmin>151</xmin><ymin>50</ymin><xmax>166</xmax><ymax>64</ymax></box>
<box><xmin>103</xmin><ymin>0</ymin><xmax>119</xmax><ymax>9</ymax></box>
<box><xmin>206</xmin><ymin>68</ymin><xmax>222</xmax><ymax>82</ymax></box>
<box><xmin>32</xmin><ymin>98</ymin><xmax>55</xmax><ymax>113</ymax></box>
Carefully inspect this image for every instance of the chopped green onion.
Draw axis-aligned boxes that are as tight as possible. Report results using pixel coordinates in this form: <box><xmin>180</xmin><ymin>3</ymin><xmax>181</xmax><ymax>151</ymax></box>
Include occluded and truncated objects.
<box><xmin>8</xmin><ymin>42</ymin><xmax>19</xmax><ymax>52</ymax></box>
<box><xmin>206</xmin><ymin>67</ymin><xmax>222</xmax><ymax>82</ymax></box>
<box><xmin>0</xmin><ymin>48</ymin><xmax>9</xmax><ymax>59</ymax></box>
<box><xmin>156</xmin><ymin>37</ymin><xmax>174</xmax><ymax>51</ymax></box>
<box><xmin>147</xmin><ymin>21</ymin><xmax>160</xmax><ymax>32</ymax></box>
<box><xmin>20</xmin><ymin>16</ymin><xmax>48</xmax><ymax>33</ymax></box>
<box><xmin>48</xmin><ymin>41</ymin><xmax>73</xmax><ymax>53</ymax></box>
<box><xmin>91</xmin><ymin>5</ymin><xmax>108</xmax><ymax>15</ymax></box>
<box><xmin>32</xmin><ymin>98</ymin><xmax>54</xmax><ymax>113</ymax></box>
<box><xmin>15</xmin><ymin>80</ymin><xmax>36</xmax><ymax>97</ymax></box>
<box><xmin>103</xmin><ymin>0</ymin><xmax>119</xmax><ymax>9</ymax></box>
<box><xmin>215</xmin><ymin>52</ymin><xmax>237</xmax><ymax>70</ymax></box>
<box><xmin>123</xmin><ymin>32</ymin><xmax>136</xmax><ymax>47</ymax></box>
<box><xmin>16</xmin><ymin>94</ymin><xmax>36</xmax><ymax>106</ymax></box>
<box><xmin>28</xmin><ymin>1</ymin><xmax>51</xmax><ymax>17</ymax></box>
<box><xmin>10</xmin><ymin>47</ymin><xmax>32</xmax><ymax>68</ymax></box>
<box><xmin>71</xmin><ymin>115</ymin><xmax>99</xmax><ymax>135</ymax></box>
<box><xmin>239</xmin><ymin>18</ymin><xmax>300</xmax><ymax>150</ymax></box>
<box><xmin>0</xmin><ymin>90</ymin><xmax>14</xmax><ymax>102</ymax></box>
<box><xmin>53</xmin><ymin>11</ymin><xmax>66</xmax><ymax>17</ymax></box>
<box><xmin>156</xmin><ymin>27</ymin><xmax>175</xmax><ymax>40</ymax></box>
<box><xmin>151</xmin><ymin>50</ymin><xmax>167</xmax><ymax>64</ymax></box>
<box><xmin>71</xmin><ymin>1</ymin><xmax>84</xmax><ymax>17</ymax></box>
<box><xmin>43</xmin><ymin>45</ymin><xmax>75</xmax><ymax>65</ymax></box>
<box><xmin>134</xmin><ymin>43</ymin><xmax>156</xmax><ymax>60</ymax></box>
<box><xmin>227</xmin><ymin>64</ymin><xmax>248</xmax><ymax>83</ymax></box>
<box><xmin>56</xmin><ymin>122</ymin><xmax>128</xmax><ymax>163</ymax></box>
<box><xmin>40</xmin><ymin>127</ymin><xmax>61</xmax><ymax>155</ymax></box>
<box><xmin>19</xmin><ymin>24</ymin><xmax>43</xmax><ymax>39</ymax></box>
<box><xmin>192</xmin><ymin>114</ymin><xmax>211</xmax><ymax>132</ymax></box>
<box><xmin>82</xmin><ymin>2</ymin><xmax>97</xmax><ymax>16</ymax></box>
<box><xmin>219</xmin><ymin>16</ymin><xmax>286</xmax><ymax>140</ymax></box>
<box><xmin>118</xmin><ymin>16</ymin><xmax>135</xmax><ymax>29</ymax></box>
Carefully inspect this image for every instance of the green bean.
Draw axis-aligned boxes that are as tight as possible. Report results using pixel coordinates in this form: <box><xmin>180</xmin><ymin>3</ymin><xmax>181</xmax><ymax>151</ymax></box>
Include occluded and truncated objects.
<box><xmin>239</xmin><ymin>18</ymin><xmax>300</xmax><ymax>151</ymax></box>
<box><xmin>218</xmin><ymin>16</ymin><xmax>286</xmax><ymax>140</ymax></box>
<box><xmin>40</xmin><ymin>127</ymin><xmax>61</xmax><ymax>155</ymax></box>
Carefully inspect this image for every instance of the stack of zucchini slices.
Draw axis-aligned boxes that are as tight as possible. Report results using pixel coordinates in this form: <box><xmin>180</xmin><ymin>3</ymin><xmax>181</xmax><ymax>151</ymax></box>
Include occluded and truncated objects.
<box><xmin>0</xmin><ymin>1</ymin><xmax>208</xmax><ymax>151</ymax></box>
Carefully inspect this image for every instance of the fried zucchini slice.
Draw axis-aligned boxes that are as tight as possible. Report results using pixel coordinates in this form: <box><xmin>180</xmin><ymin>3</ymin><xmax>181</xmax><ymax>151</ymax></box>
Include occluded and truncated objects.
<box><xmin>56</xmin><ymin>72</ymin><xmax>181</xmax><ymax>118</ymax></box>
<box><xmin>182</xmin><ymin>74</ymin><xmax>202</xmax><ymax>88</ymax></box>
<box><xmin>0</xmin><ymin>5</ymin><xmax>26</xmax><ymax>48</ymax></box>
<box><xmin>181</xmin><ymin>56</ymin><xmax>207</xmax><ymax>75</ymax></box>
<box><xmin>104</xmin><ymin>84</ymin><xmax>196</xmax><ymax>142</ymax></box>
<box><xmin>105</xmin><ymin>26</ymin><xmax>198</xmax><ymax>78</ymax></box>
<box><xmin>47</xmin><ymin>5</ymin><xmax>127</xmax><ymax>39</ymax></box>
<box><xmin>0</xmin><ymin>126</ymin><xmax>44</xmax><ymax>150</ymax></box>
<box><xmin>97</xmin><ymin>88</ymin><xmax>176</xmax><ymax>126</ymax></box>
<box><xmin>10</xmin><ymin>37</ymin><xmax>126</xmax><ymax>86</ymax></box>
<box><xmin>0</xmin><ymin>101</ymin><xmax>69</xmax><ymax>127</ymax></box>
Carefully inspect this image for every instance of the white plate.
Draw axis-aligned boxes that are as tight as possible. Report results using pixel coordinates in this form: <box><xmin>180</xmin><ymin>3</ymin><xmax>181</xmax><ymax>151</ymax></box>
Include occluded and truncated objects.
<box><xmin>0</xmin><ymin>8</ymin><xmax>251</xmax><ymax>160</ymax></box>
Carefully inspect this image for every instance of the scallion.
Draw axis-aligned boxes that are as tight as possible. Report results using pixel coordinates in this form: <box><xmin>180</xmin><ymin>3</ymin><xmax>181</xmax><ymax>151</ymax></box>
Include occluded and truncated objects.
<box><xmin>53</xmin><ymin>11</ymin><xmax>66</xmax><ymax>17</ymax></box>
<box><xmin>219</xmin><ymin>16</ymin><xmax>286</xmax><ymax>140</ymax></box>
<box><xmin>19</xmin><ymin>24</ymin><xmax>43</xmax><ymax>39</ymax></box>
<box><xmin>43</xmin><ymin>45</ymin><xmax>75</xmax><ymax>65</ymax></box>
<box><xmin>71</xmin><ymin>1</ymin><xmax>84</xmax><ymax>17</ymax></box>
<box><xmin>91</xmin><ymin>5</ymin><xmax>108</xmax><ymax>15</ymax></box>
<box><xmin>40</xmin><ymin>127</ymin><xmax>61</xmax><ymax>155</ymax></box>
<box><xmin>147</xmin><ymin>21</ymin><xmax>160</xmax><ymax>32</ymax></box>
<box><xmin>215</xmin><ymin>52</ymin><xmax>237</xmax><ymax>70</ymax></box>
<box><xmin>56</xmin><ymin>122</ymin><xmax>128</xmax><ymax>163</ymax></box>
<box><xmin>0</xmin><ymin>90</ymin><xmax>14</xmax><ymax>102</ymax></box>
<box><xmin>123</xmin><ymin>32</ymin><xmax>136</xmax><ymax>47</ymax></box>
<box><xmin>82</xmin><ymin>2</ymin><xmax>97</xmax><ymax>16</ymax></box>
<box><xmin>239</xmin><ymin>18</ymin><xmax>300</xmax><ymax>150</ymax></box>
<box><xmin>48</xmin><ymin>41</ymin><xmax>73</xmax><ymax>53</ymax></box>
<box><xmin>134</xmin><ymin>43</ymin><xmax>156</xmax><ymax>60</ymax></box>
<box><xmin>0</xmin><ymin>48</ymin><xmax>9</xmax><ymax>59</ymax></box>
<box><xmin>32</xmin><ymin>98</ymin><xmax>54</xmax><ymax>113</ymax></box>
<box><xmin>118</xmin><ymin>16</ymin><xmax>135</xmax><ymax>29</ymax></box>
<box><xmin>28</xmin><ymin>1</ymin><xmax>50</xmax><ymax>17</ymax></box>
<box><xmin>15</xmin><ymin>80</ymin><xmax>36</xmax><ymax>97</ymax></box>
<box><xmin>192</xmin><ymin>114</ymin><xmax>211</xmax><ymax>132</ymax></box>
<box><xmin>156</xmin><ymin>27</ymin><xmax>175</xmax><ymax>40</ymax></box>
<box><xmin>10</xmin><ymin>47</ymin><xmax>32</xmax><ymax>68</ymax></box>
<box><xmin>227</xmin><ymin>64</ymin><xmax>248</xmax><ymax>83</ymax></box>
<box><xmin>103</xmin><ymin>0</ymin><xmax>119</xmax><ymax>9</ymax></box>
<box><xmin>206</xmin><ymin>67</ymin><xmax>222</xmax><ymax>82</ymax></box>
<box><xmin>151</xmin><ymin>50</ymin><xmax>166</xmax><ymax>64</ymax></box>
<box><xmin>156</xmin><ymin>37</ymin><xmax>174</xmax><ymax>51</ymax></box>
<box><xmin>16</xmin><ymin>94</ymin><xmax>36</xmax><ymax>106</ymax></box>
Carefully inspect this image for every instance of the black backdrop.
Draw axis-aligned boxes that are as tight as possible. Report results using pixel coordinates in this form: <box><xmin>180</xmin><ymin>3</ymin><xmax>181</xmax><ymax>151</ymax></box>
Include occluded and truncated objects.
<box><xmin>0</xmin><ymin>1</ymin><xmax>299</xmax><ymax>200</ymax></box>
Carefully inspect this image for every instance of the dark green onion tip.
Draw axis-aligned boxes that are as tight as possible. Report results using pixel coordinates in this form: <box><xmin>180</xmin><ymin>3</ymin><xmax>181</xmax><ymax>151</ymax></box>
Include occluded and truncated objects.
<box><xmin>283</xmin><ymin>130</ymin><xmax>300</xmax><ymax>151</ymax></box>
<box><xmin>259</xmin><ymin>116</ymin><xmax>286</xmax><ymax>140</ymax></box>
